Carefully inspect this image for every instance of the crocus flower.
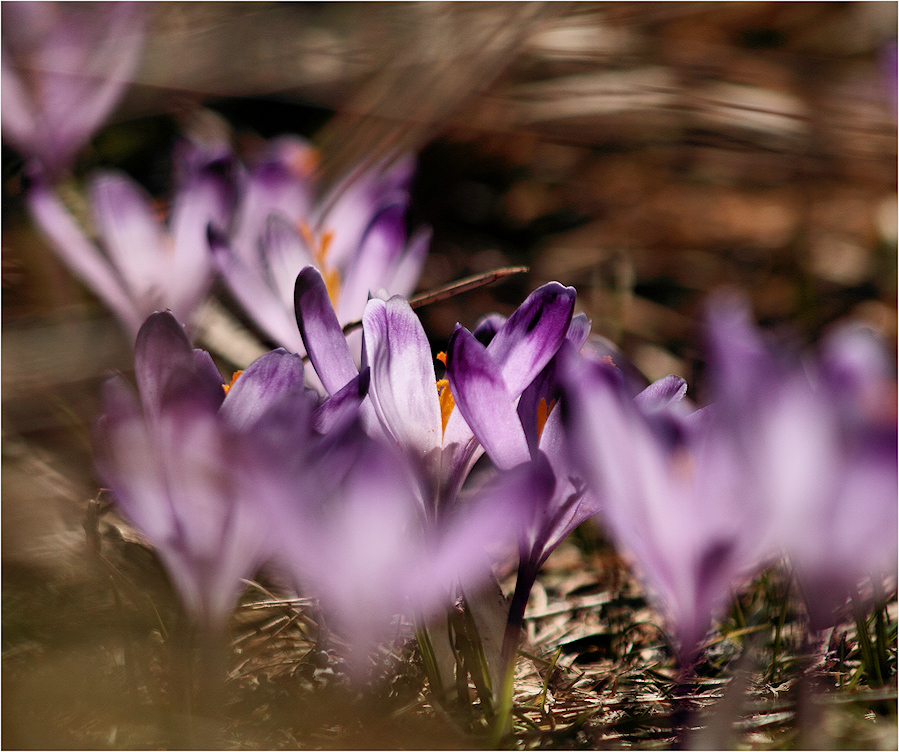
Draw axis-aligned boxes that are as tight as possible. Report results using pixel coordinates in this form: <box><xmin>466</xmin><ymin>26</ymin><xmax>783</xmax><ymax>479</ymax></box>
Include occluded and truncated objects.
<box><xmin>1</xmin><ymin>1</ymin><xmax>146</xmax><ymax>179</ymax></box>
<box><xmin>447</xmin><ymin>319</ymin><xmax>601</xmax><ymax>575</ymax></box>
<box><xmin>704</xmin><ymin>296</ymin><xmax>898</xmax><ymax>631</ymax></box>
<box><xmin>259</xmin><ymin>426</ymin><xmax>540</xmax><ymax>674</ymax></box>
<box><xmin>561</xmin><ymin>349</ymin><xmax>774</xmax><ymax>666</ymax></box>
<box><xmin>362</xmin><ymin>281</ymin><xmax>577</xmax><ymax>518</ymax></box>
<box><xmin>27</xmin><ymin>139</ymin><xmax>236</xmax><ymax>339</ymax></box>
<box><xmin>94</xmin><ymin>311</ymin><xmax>317</xmax><ymax>630</ymax></box>
<box><xmin>213</xmin><ymin>136</ymin><xmax>430</xmax><ymax>357</ymax></box>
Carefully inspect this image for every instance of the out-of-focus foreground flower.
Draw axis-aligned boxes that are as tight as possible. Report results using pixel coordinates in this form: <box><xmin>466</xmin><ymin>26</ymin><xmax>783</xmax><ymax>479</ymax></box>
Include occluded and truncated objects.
<box><xmin>94</xmin><ymin>311</ymin><xmax>309</xmax><ymax>629</ymax></box>
<box><xmin>704</xmin><ymin>295</ymin><xmax>898</xmax><ymax>631</ymax></box>
<box><xmin>27</xmin><ymin>140</ymin><xmax>236</xmax><ymax>339</ymax></box>
<box><xmin>562</xmin><ymin>348</ymin><xmax>775</xmax><ymax>666</ymax></box>
<box><xmin>259</xmin><ymin>423</ymin><xmax>537</xmax><ymax>674</ymax></box>
<box><xmin>1</xmin><ymin>1</ymin><xmax>146</xmax><ymax>178</ymax></box>
<box><xmin>214</xmin><ymin>137</ymin><xmax>431</xmax><ymax>356</ymax></box>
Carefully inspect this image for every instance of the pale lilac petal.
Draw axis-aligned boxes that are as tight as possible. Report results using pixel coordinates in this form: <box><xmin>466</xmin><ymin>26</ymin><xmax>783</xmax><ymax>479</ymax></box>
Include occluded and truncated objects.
<box><xmin>0</xmin><ymin>49</ymin><xmax>38</xmax><ymax>155</ymax></box>
<box><xmin>634</xmin><ymin>375</ymin><xmax>688</xmax><ymax>413</ymax></box>
<box><xmin>211</xmin><ymin>231</ymin><xmax>307</xmax><ymax>354</ymax></box>
<box><xmin>408</xmin><ymin>459</ymin><xmax>547</xmax><ymax>611</ymax></box>
<box><xmin>316</xmin><ymin>160</ymin><xmax>413</xmax><ymax>270</ymax></box>
<box><xmin>295</xmin><ymin>266</ymin><xmax>359</xmax><ymax>393</ymax></box>
<box><xmin>566</xmin><ymin>313</ymin><xmax>592</xmax><ymax>351</ymax></box>
<box><xmin>220</xmin><ymin>349</ymin><xmax>306</xmax><ymax>431</ymax></box>
<box><xmin>231</xmin><ymin>139</ymin><xmax>312</xmax><ymax>266</ymax></box>
<box><xmin>386</xmin><ymin>226</ymin><xmax>432</xmax><ymax>299</ymax></box>
<box><xmin>90</xmin><ymin>172</ymin><xmax>167</xmax><ymax>305</ymax></box>
<box><xmin>704</xmin><ymin>293</ymin><xmax>777</xmax><ymax>406</ymax></box>
<box><xmin>335</xmin><ymin>202</ymin><xmax>406</xmax><ymax>323</ymax></box>
<box><xmin>26</xmin><ymin>183</ymin><xmax>140</xmax><ymax>333</ymax></box>
<box><xmin>167</xmin><ymin>154</ymin><xmax>236</xmax><ymax>318</ymax></box>
<box><xmin>94</xmin><ymin>377</ymin><xmax>176</xmax><ymax>544</ymax></box>
<box><xmin>363</xmin><ymin>297</ymin><xmax>442</xmax><ymax>455</ymax></box>
<box><xmin>253</xmin><ymin>216</ymin><xmax>312</xmax><ymax>312</ymax></box>
<box><xmin>819</xmin><ymin>324</ymin><xmax>891</xmax><ymax>401</ymax></box>
<box><xmin>1</xmin><ymin>2</ymin><xmax>146</xmax><ymax>175</ymax></box>
<box><xmin>447</xmin><ymin>325</ymin><xmax>530</xmax><ymax>470</ymax></box>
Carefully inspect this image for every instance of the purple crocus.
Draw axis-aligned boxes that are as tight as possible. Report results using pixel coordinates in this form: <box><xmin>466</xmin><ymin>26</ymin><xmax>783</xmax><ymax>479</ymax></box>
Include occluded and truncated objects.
<box><xmin>94</xmin><ymin>311</ymin><xmax>316</xmax><ymax>630</ymax></box>
<box><xmin>447</xmin><ymin>321</ymin><xmax>601</xmax><ymax>572</ymax></box>
<box><xmin>259</xmin><ymin>424</ymin><xmax>539</xmax><ymax>674</ymax></box>
<box><xmin>1</xmin><ymin>1</ymin><xmax>146</xmax><ymax>179</ymax></box>
<box><xmin>561</xmin><ymin>348</ymin><xmax>774</xmax><ymax>667</ymax></box>
<box><xmin>213</xmin><ymin>136</ymin><xmax>430</xmax><ymax>356</ymax></box>
<box><xmin>704</xmin><ymin>296</ymin><xmax>898</xmax><ymax>631</ymax></box>
<box><xmin>362</xmin><ymin>281</ymin><xmax>577</xmax><ymax>518</ymax></box>
<box><xmin>27</xmin><ymin>139</ymin><xmax>236</xmax><ymax>339</ymax></box>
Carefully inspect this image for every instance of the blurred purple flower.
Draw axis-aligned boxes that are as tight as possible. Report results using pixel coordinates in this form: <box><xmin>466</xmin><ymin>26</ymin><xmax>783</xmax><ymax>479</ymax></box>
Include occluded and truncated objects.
<box><xmin>705</xmin><ymin>296</ymin><xmax>898</xmax><ymax>631</ymax></box>
<box><xmin>27</xmin><ymin>139</ymin><xmax>236</xmax><ymax>338</ymax></box>
<box><xmin>213</xmin><ymin>136</ymin><xmax>430</xmax><ymax>356</ymax></box>
<box><xmin>562</xmin><ymin>348</ymin><xmax>773</xmax><ymax>666</ymax></box>
<box><xmin>260</xmin><ymin>429</ymin><xmax>534</xmax><ymax>674</ymax></box>
<box><xmin>95</xmin><ymin>311</ymin><xmax>316</xmax><ymax>629</ymax></box>
<box><xmin>1</xmin><ymin>1</ymin><xmax>146</xmax><ymax>178</ymax></box>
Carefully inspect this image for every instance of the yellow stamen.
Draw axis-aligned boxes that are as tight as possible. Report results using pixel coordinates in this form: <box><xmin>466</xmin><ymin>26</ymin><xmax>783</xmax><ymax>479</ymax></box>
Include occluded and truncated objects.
<box><xmin>536</xmin><ymin>397</ymin><xmax>556</xmax><ymax>439</ymax></box>
<box><xmin>435</xmin><ymin>351</ymin><xmax>447</xmax><ymax>366</ymax></box>
<box><xmin>436</xmin><ymin>378</ymin><xmax>455</xmax><ymax>435</ymax></box>
<box><xmin>223</xmin><ymin>370</ymin><xmax>243</xmax><ymax>394</ymax></box>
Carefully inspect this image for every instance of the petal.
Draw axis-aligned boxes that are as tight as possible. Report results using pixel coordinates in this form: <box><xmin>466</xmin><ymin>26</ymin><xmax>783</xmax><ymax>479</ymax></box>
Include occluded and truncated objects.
<box><xmin>566</xmin><ymin>313</ymin><xmax>592</xmax><ymax>350</ymax></box>
<box><xmin>230</xmin><ymin>141</ymin><xmax>312</xmax><ymax>267</ymax></box>
<box><xmin>26</xmin><ymin>183</ymin><xmax>140</xmax><ymax>334</ymax></box>
<box><xmin>386</xmin><ymin>226</ymin><xmax>431</xmax><ymax>299</ymax></box>
<box><xmin>133</xmin><ymin>311</ymin><xmax>198</xmax><ymax>417</ymax></box>
<box><xmin>409</xmin><ymin>456</ymin><xmax>553</xmax><ymax>612</ymax></box>
<box><xmin>94</xmin><ymin>375</ymin><xmax>175</xmax><ymax>544</ymax></box>
<box><xmin>703</xmin><ymin>293</ymin><xmax>776</xmax><ymax>407</ymax></box>
<box><xmin>472</xmin><ymin>313</ymin><xmax>507</xmax><ymax>346</ymax></box>
<box><xmin>447</xmin><ymin>325</ymin><xmax>531</xmax><ymax>470</ymax></box>
<box><xmin>363</xmin><ymin>296</ymin><xmax>443</xmax><ymax>455</ymax></box>
<box><xmin>313</xmin><ymin>367</ymin><xmax>370</xmax><ymax>435</ymax></box>
<box><xmin>294</xmin><ymin>266</ymin><xmax>359</xmax><ymax>393</ymax></box>
<box><xmin>335</xmin><ymin>201</ymin><xmax>408</xmax><ymax>324</ymax></box>
<box><xmin>221</xmin><ymin>349</ymin><xmax>307</xmax><ymax>431</ymax></box>
<box><xmin>634</xmin><ymin>375</ymin><xmax>688</xmax><ymax>413</ymax></box>
<box><xmin>166</xmin><ymin>155</ymin><xmax>236</xmax><ymax>319</ymax></box>
<box><xmin>211</xmin><ymin>230</ymin><xmax>307</xmax><ymax>354</ymax></box>
<box><xmin>261</xmin><ymin>216</ymin><xmax>314</xmax><ymax>313</ymax></box>
<box><xmin>90</xmin><ymin>171</ymin><xmax>167</xmax><ymax>307</ymax></box>
<box><xmin>487</xmin><ymin>282</ymin><xmax>576</xmax><ymax>396</ymax></box>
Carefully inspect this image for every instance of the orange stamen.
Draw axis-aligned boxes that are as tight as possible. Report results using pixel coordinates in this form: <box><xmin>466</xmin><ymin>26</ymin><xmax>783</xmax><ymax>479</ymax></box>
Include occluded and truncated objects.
<box><xmin>297</xmin><ymin>221</ymin><xmax>341</xmax><ymax>305</ymax></box>
<box><xmin>223</xmin><ymin>370</ymin><xmax>243</xmax><ymax>394</ymax></box>
<box><xmin>289</xmin><ymin>145</ymin><xmax>320</xmax><ymax>178</ymax></box>
<box><xmin>536</xmin><ymin>397</ymin><xmax>556</xmax><ymax>439</ymax></box>
<box><xmin>436</xmin><ymin>378</ymin><xmax>455</xmax><ymax>435</ymax></box>
<box><xmin>436</xmin><ymin>351</ymin><xmax>447</xmax><ymax>366</ymax></box>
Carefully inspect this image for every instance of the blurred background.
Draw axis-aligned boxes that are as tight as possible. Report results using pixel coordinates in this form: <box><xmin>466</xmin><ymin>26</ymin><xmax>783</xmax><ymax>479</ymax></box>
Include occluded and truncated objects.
<box><xmin>3</xmin><ymin>3</ymin><xmax>897</xmax><ymax>747</ymax></box>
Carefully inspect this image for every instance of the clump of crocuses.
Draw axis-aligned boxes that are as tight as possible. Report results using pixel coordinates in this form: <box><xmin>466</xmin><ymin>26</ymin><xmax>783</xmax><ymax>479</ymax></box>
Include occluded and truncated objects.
<box><xmin>28</xmin><ymin>139</ymin><xmax>237</xmax><ymax>339</ymax></box>
<box><xmin>213</xmin><ymin>137</ymin><xmax>431</xmax><ymax>358</ymax></box>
